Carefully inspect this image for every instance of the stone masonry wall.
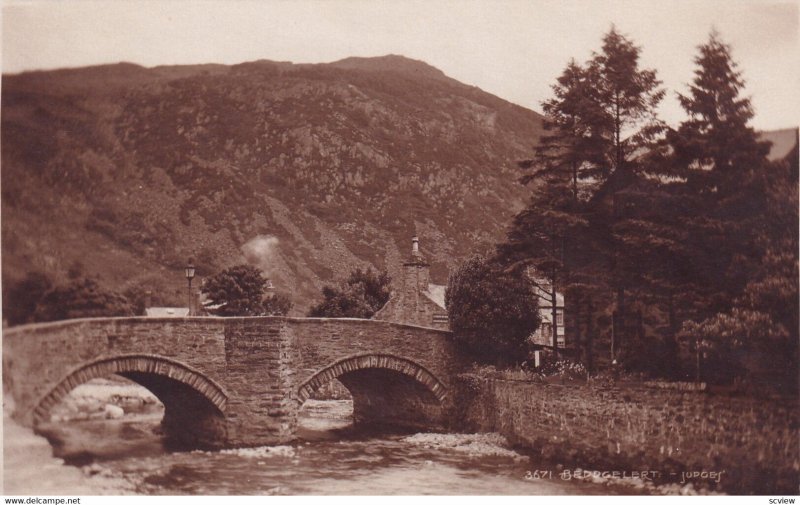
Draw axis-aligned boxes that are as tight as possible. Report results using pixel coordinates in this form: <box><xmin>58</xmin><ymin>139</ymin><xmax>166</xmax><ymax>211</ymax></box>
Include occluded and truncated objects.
<box><xmin>456</xmin><ymin>376</ymin><xmax>799</xmax><ymax>494</ymax></box>
<box><xmin>288</xmin><ymin>318</ymin><xmax>462</xmax><ymax>393</ymax></box>
<box><xmin>221</xmin><ymin>318</ymin><xmax>296</xmax><ymax>446</ymax></box>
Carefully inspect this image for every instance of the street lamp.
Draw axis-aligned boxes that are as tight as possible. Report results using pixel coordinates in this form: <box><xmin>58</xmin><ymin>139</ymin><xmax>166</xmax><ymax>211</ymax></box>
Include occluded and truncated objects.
<box><xmin>185</xmin><ymin>259</ymin><xmax>196</xmax><ymax>316</ymax></box>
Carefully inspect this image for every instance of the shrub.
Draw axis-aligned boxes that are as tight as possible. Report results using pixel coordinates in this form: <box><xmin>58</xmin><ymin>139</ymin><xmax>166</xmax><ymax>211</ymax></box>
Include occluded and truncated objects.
<box><xmin>308</xmin><ymin>267</ymin><xmax>390</xmax><ymax>318</ymax></box>
<box><xmin>445</xmin><ymin>255</ymin><xmax>541</xmax><ymax>365</ymax></box>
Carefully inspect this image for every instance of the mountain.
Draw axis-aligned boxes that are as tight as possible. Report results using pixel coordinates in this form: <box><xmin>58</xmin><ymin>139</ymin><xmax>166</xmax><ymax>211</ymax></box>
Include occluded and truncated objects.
<box><xmin>1</xmin><ymin>56</ymin><xmax>545</xmax><ymax>314</ymax></box>
<box><xmin>759</xmin><ymin>127</ymin><xmax>799</xmax><ymax>162</ymax></box>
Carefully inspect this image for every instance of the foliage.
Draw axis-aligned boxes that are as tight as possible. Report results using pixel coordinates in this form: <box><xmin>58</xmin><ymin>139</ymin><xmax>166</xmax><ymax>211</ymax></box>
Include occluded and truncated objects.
<box><xmin>663</xmin><ymin>33</ymin><xmax>798</xmax><ymax>385</ymax></box>
<box><xmin>32</xmin><ymin>277</ymin><xmax>134</xmax><ymax>322</ymax></box>
<box><xmin>589</xmin><ymin>26</ymin><xmax>665</xmax><ymax>175</ymax></box>
<box><xmin>498</xmin><ymin>26</ymin><xmax>665</xmax><ymax>369</ymax></box>
<box><xmin>445</xmin><ymin>256</ymin><xmax>541</xmax><ymax>365</ymax></box>
<box><xmin>3</xmin><ymin>271</ymin><xmax>54</xmax><ymax>325</ymax></box>
<box><xmin>201</xmin><ymin>264</ymin><xmax>270</xmax><ymax>316</ymax></box>
<box><xmin>670</xmin><ymin>30</ymin><xmax>770</xmax><ymax>183</ymax></box>
<box><xmin>307</xmin><ymin>267</ymin><xmax>391</xmax><ymax>318</ymax></box>
<box><xmin>678</xmin><ymin>244</ymin><xmax>798</xmax><ymax>385</ymax></box>
<box><xmin>537</xmin><ymin>358</ymin><xmax>588</xmax><ymax>381</ymax></box>
<box><xmin>496</xmin><ymin>28</ymin><xmax>797</xmax><ymax>389</ymax></box>
<box><xmin>468</xmin><ymin>359</ymin><xmax>587</xmax><ymax>382</ymax></box>
<box><xmin>262</xmin><ymin>292</ymin><xmax>293</xmax><ymax>316</ymax></box>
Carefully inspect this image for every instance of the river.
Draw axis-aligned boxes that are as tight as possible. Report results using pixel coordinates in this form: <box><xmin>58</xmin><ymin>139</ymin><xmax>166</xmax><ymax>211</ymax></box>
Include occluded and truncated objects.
<box><xmin>8</xmin><ymin>398</ymin><xmax>627</xmax><ymax>496</ymax></box>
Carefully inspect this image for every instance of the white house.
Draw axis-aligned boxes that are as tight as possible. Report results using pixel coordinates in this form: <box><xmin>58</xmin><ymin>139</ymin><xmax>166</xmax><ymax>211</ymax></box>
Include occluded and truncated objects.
<box><xmin>528</xmin><ymin>275</ymin><xmax>566</xmax><ymax>349</ymax></box>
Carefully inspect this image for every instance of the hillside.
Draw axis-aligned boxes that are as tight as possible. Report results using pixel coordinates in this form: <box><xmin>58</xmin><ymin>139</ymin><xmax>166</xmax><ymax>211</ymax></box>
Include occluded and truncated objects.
<box><xmin>759</xmin><ymin>127</ymin><xmax>799</xmax><ymax>162</ymax></box>
<box><xmin>1</xmin><ymin>56</ymin><xmax>545</xmax><ymax>314</ymax></box>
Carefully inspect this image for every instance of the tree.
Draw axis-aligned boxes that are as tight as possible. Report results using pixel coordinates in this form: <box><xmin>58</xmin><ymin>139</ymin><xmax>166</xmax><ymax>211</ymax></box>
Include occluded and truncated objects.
<box><xmin>445</xmin><ymin>256</ymin><xmax>541</xmax><ymax>365</ymax></box>
<box><xmin>3</xmin><ymin>271</ymin><xmax>54</xmax><ymax>325</ymax></box>
<box><xmin>669</xmin><ymin>30</ymin><xmax>770</xmax><ymax>189</ymax></box>
<box><xmin>499</xmin><ymin>27</ymin><xmax>665</xmax><ymax>367</ymax></box>
<box><xmin>308</xmin><ymin>267</ymin><xmax>391</xmax><ymax>318</ymax></box>
<box><xmin>32</xmin><ymin>277</ymin><xmax>134</xmax><ymax>322</ymax></box>
<box><xmin>586</xmin><ymin>27</ymin><xmax>667</xmax><ymax>359</ymax></box>
<box><xmin>201</xmin><ymin>264</ymin><xmax>269</xmax><ymax>316</ymax></box>
<box><xmin>665</xmin><ymin>31</ymin><xmax>797</xmax><ymax>386</ymax></box>
<box><xmin>262</xmin><ymin>292</ymin><xmax>293</xmax><ymax>316</ymax></box>
<box><xmin>526</xmin><ymin>59</ymin><xmax>606</xmax><ymax>194</ymax></box>
<box><xmin>590</xmin><ymin>26</ymin><xmax>665</xmax><ymax>176</ymax></box>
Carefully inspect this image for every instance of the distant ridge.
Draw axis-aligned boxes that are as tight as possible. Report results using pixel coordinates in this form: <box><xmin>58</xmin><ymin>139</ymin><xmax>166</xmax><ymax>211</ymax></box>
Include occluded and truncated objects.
<box><xmin>759</xmin><ymin>127</ymin><xmax>799</xmax><ymax>161</ymax></box>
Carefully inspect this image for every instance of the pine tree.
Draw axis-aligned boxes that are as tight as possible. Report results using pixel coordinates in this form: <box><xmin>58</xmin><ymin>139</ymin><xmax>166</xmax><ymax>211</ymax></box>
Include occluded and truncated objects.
<box><xmin>499</xmin><ymin>27</ymin><xmax>666</xmax><ymax>364</ymax></box>
<box><xmin>666</xmin><ymin>31</ymin><xmax>796</xmax><ymax>386</ymax></box>
<box><xmin>590</xmin><ymin>26</ymin><xmax>665</xmax><ymax>176</ymax></box>
<box><xmin>525</xmin><ymin>59</ymin><xmax>606</xmax><ymax>194</ymax></box>
<box><xmin>670</xmin><ymin>29</ymin><xmax>770</xmax><ymax>189</ymax></box>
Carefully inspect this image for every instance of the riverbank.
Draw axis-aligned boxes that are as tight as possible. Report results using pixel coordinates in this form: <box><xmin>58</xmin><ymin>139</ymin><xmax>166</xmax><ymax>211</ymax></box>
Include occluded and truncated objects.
<box><xmin>2</xmin><ymin>378</ymin><xmax>159</xmax><ymax>495</ymax></box>
<box><xmin>454</xmin><ymin>374</ymin><xmax>800</xmax><ymax>495</ymax></box>
<box><xmin>4</xmin><ymin>390</ymin><xmax>599</xmax><ymax>495</ymax></box>
<box><xmin>3</xmin><ymin>407</ymin><xmax>133</xmax><ymax>495</ymax></box>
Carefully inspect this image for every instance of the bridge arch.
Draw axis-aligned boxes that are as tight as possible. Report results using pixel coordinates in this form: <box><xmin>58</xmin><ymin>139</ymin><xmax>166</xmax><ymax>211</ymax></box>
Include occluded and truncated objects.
<box><xmin>297</xmin><ymin>353</ymin><xmax>448</xmax><ymax>431</ymax></box>
<box><xmin>33</xmin><ymin>354</ymin><xmax>229</xmax><ymax>448</ymax></box>
<box><xmin>297</xmin><ymin>353</ymin><xmax>448</xmax><ymax>404</ymax></box>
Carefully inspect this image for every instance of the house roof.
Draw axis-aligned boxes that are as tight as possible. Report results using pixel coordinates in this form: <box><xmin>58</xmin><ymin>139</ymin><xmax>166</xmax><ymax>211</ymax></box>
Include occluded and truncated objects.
<box><xmin>145</xmin><ymin>307</ymin><xmax>190</xmax><ymax>317</ymax></box>
<box><xmin>424</xmin><ymin>283</ymin><xmax>447</xmax><ymax>309</ymax></box>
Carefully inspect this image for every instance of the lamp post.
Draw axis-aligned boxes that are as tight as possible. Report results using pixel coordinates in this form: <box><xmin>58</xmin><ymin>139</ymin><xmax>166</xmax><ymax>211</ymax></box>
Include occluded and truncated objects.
<box><xmin>185</xmin><ymin>259</ymin><xmax>196</xmax><ymax>316</ymax></box>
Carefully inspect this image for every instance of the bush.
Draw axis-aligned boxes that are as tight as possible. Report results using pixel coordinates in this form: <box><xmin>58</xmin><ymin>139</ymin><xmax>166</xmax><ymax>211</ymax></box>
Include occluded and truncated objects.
<box><xmin>201</xmin><ymin>264</ymin><xmax>268</xmax><ymax>316</ymax></box>
<box><xmin>3</xmin><ymin>271</ymin><xmax>53</xmax><ymax>325</ymax></box>
<box><xmin>308</xmin><ymin>267</ymin><xmax>390</xmax><ymax>318</ymax></box>
<box><xmin>537</xmin><ymin>358</ymin><xmax>588</xmax><ymax>381</ymax></box>
<box><xmin>33</xmin><ymin>278</ymin><xmax>134</xmax><ymax>322</ymax></box>
<box><xmin>445</xmin><ymin>255</ymin><xmax>541</xmax><ymax>365</ymax></box>
<box><xmin>262</xmin><ymin>292</ymin><xmax>292</xmax><ymax>316</ymax></box>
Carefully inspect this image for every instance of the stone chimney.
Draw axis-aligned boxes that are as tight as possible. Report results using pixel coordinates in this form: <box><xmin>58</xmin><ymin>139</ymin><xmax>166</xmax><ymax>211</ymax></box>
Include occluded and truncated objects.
<box><xmin>403</xmin><ymin>235</ymin><xmax>430</xmax><ymax>295</ymax></box>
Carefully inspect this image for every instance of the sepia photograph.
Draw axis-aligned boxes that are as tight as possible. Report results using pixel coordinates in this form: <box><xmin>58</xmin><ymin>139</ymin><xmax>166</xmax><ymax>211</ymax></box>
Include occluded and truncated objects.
<box><xmin>1</xmin><ymin>0</ymin><xmax>798</xmax><ymax>499</ymax></box>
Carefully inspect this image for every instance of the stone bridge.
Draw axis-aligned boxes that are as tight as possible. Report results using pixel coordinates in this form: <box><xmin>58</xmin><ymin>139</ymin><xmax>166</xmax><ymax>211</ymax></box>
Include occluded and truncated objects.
<box><xmin>3</xmin><ymin>317</ymin><xmax>468</xmax><ymax>448</ymax></box>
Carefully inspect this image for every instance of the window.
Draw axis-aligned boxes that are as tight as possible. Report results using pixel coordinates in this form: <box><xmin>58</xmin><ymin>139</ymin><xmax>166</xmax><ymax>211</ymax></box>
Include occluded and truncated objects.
<box><xmin>556</xmin><ymin>311</ymin><xmax>564</xmax><ymax>326</ymax></box>
<box><xmin>541</xmin><ymin>323</ymin><xmax>552</xmax><ymax>336</ymax></box>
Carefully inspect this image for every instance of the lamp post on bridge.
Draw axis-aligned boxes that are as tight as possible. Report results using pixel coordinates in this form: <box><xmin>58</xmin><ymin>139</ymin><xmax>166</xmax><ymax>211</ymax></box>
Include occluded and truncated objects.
<box><xmin>185</xmin><ymin>259</ymin><xmax>196</xmax><ymax>316</ymax></box>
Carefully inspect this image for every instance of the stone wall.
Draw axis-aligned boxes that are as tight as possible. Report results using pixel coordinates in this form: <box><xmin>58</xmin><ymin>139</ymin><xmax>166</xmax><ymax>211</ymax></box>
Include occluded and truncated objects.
<box><xmin>455</xmin><ymin>375</ymin><xmax>799</xmax><ymax>494</ymax></box>
<box><xmin>287</xmin><ymin>318</ymin><xmax>461</xmax><ymax>390</ymax></box>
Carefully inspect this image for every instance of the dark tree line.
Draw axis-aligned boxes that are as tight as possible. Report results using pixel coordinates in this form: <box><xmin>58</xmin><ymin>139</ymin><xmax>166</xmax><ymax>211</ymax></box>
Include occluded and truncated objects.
<box><xmin>4</xmin><ymin>263</ymin><xmax>293</xmax><ymax>324</ymax></box>
<box><xmin>3</xmin><ymin>272</ymin><xmax>135</xmax><ymax>325</ymax></box>
<box><xmin>495</xmin><ymin>28</ymin><xmax>798</xmax><ymax>388</ymax></box>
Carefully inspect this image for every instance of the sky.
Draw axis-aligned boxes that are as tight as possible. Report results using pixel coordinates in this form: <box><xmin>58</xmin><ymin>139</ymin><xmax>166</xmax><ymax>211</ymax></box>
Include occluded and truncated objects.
<box><xmin>2</xmin><ymin>0</ymin><xmax>798</xmax><ymax>130</ymax></box>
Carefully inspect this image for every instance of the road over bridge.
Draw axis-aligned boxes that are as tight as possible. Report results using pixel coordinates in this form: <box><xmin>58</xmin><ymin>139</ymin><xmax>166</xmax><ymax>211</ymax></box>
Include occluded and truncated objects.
<box><xmin>3</xmin><ymin>317</ymin><xmax>468</xmax><ymax>448</ymax></box>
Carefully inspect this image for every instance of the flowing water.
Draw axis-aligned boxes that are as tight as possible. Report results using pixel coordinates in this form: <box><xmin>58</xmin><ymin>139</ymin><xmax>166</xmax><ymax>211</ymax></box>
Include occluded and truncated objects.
<box><xmin>33</xmin><ymin>400</ymin><xmax>614</xmax><ymax>495</ymax></box>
